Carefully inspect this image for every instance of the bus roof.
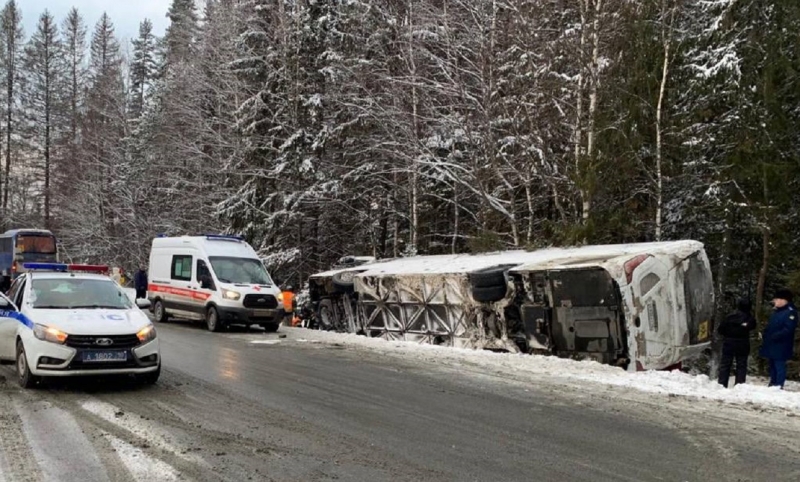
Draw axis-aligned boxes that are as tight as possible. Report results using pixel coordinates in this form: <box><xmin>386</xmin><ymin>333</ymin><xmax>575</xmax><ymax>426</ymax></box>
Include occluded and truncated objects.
<box><xmin>0</xmin><ymin>229</ymin><xmax>55</xmax><ymax>238</ymax></box>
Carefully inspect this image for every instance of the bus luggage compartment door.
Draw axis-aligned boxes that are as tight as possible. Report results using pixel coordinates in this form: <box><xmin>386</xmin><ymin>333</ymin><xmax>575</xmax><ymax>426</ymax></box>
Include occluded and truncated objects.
<box><xmin>548</xmin><ymin>268</ymin><xmax>627</xmax><ymax>365</ymax></box>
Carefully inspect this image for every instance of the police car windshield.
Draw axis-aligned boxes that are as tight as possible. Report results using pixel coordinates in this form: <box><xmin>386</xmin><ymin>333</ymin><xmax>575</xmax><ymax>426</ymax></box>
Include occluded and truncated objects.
<box><xmin>209</xmin><ymin>257</ymin><xmax>272</xmax><ymax>285</ymax></box>
<box><xmin>30</xmin><ymin>278</ymin><xmax>133</xmax><ymax>310</ymax></box>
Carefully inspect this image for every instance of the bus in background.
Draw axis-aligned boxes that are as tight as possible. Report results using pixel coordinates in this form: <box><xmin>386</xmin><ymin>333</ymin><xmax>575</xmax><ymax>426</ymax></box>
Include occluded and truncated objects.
<box><xmin>0</xmin><ymin>229</ymin><xmax>59</xmax><ymax>288</ymax></box>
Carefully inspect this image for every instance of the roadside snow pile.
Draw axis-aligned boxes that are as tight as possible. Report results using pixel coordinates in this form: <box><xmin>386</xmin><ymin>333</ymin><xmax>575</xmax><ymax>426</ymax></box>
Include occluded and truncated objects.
<box><xmin>564</xmin><ymin>365</ymin><xmax>800</xmax><ymax>411</ymax></box>
<box><xmin>288</xmin><ymin>327</ymin><xmax>800</xmax><ymax>411</ymax></box>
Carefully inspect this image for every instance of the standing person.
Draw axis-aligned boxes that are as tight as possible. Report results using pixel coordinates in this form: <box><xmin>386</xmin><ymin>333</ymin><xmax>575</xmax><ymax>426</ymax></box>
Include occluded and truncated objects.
<box><xmin>281</xmin><ymin>285</ymin><xmax>295</xmax><ymax>325</ymax></box>
<box><xmin>759</xmin><ymin>288</ymin><xmax>798</xmax><ymax>389</ymax></box>
<box><xmin>134</xmin><ymin>266</ymin><xmax>148</xmax><ymax>300</ymax></box>
<box><xmin>717</xmin><ymin>298</ymin><xmax>757</xmax><ymax>387</ymax></box>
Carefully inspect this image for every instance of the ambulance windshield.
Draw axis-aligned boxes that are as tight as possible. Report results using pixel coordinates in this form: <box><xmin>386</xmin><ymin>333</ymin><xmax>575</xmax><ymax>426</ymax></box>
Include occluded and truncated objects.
<box><xmin>209</xmin><ymin>257</ymin><xmax>272</xmax><ymax>286</ymax></box>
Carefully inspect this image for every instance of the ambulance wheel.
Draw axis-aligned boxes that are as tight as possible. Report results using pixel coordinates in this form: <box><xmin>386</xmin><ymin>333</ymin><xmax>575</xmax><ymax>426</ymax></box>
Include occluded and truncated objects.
<box><xmin>153</xmin><ymin>299</ymin><xmax>168</xmax><ymax>323</ymax></box>
<box><xmin>16</xmin><ymin>341</ymin><xmax>40</xmax><ymax>389</ymax></box>
<box><xmin>206</xmin><ymin>306</ymin><xmax>222</xmax><ymax>332</ymax></box>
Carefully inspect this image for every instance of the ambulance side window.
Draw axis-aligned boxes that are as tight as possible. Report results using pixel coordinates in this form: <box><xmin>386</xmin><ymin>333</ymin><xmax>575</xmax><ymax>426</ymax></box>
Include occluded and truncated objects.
<box><xmin>171</xmin><ymin>255</ymin><xmax>193</xmax><ymax>281</ymax></box>
<box><xmin>196</xmin><ymin>260</ymin><xmax>215</xmax><ymax>290</ymax></box>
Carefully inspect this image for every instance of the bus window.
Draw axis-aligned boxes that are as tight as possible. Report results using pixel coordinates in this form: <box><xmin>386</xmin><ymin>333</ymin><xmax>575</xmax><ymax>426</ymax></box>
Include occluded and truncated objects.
<box><xmin>16</xmin><ymin>235</ymin><xmax>56</xmax><ymax>254</ymax></box>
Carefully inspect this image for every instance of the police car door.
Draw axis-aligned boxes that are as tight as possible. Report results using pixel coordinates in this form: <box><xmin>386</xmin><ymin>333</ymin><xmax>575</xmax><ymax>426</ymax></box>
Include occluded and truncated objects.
<box><xmin>0</xmin><ymin>277</ymin><xmax>23</xmax><ymax>360</ymax></box>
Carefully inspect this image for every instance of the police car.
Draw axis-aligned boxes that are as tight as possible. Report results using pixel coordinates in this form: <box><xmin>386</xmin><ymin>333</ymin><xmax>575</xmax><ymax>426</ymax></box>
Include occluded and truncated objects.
<box><xmin>0</xmin><ymin>263</ymin><xmax>160</xmax><ymax>388</ymax></box>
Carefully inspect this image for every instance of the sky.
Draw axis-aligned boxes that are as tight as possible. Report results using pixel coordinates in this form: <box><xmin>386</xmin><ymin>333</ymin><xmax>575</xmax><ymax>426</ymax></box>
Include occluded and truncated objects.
<box><xmin>20</xmin><ymin>0</ymin><xmax>174</xmax><ymax>44</ymax></box>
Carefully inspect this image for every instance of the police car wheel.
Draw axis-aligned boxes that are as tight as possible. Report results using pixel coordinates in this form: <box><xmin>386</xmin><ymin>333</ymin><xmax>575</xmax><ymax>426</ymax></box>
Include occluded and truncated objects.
<box><xmin>206</xmin><ymin>306</ymin><xmax>222</xmax><ymax>332</ymax></box>
<box><xmin>16</xmin><ymin>341</ymin><xmax>40</xmax><ymax>389</ymax></box>
<box><xmin>138</xmin><ymin>364</ymin><xmax>161</xmax><ymax>385</ymax></box>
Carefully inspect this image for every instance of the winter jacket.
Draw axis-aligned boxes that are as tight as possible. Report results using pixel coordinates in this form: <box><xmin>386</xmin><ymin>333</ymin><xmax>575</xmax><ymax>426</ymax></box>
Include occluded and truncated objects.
<box><xmin>719</xmin><ymin>306</ymin><xmax>757</xmax><ymax>356</ymax></box>
<box><xmin>134</xmin><ymin>270</ymin><xmax>148</xmax><ymax>290</ymax></box>
<box><xmin>759</xmin><ymin>304</ymin><xmax>798</xmax><ymax>361</ymax></box>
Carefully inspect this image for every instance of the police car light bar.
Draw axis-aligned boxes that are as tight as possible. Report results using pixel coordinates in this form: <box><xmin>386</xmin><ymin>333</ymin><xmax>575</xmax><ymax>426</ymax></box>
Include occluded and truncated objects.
<box><xmin>22</xmin><ymin>263</ymin><xmax>68</xmax><ymax>271</ymax></box>
<box><xmin>21</xmin><ymin>263</ymin><xmax>109</xmax><ymax>273</ymax></box>
<box><xmin>203</xmin><ymin>234</ymin><xmax>244</xmax><ymax>242</ymax></box>
<box><xmin>68</xmin><ymin>264</ymin><xmax>110</xmax><ymax>273</ymax></box>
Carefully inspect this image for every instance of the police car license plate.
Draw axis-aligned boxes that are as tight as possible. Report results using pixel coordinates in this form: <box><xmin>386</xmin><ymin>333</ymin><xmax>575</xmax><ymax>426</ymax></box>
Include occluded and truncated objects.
<box><xmin>83</xmin><ymin>351</ymin><xmax>127</xmax><ymax>362</ymax></box>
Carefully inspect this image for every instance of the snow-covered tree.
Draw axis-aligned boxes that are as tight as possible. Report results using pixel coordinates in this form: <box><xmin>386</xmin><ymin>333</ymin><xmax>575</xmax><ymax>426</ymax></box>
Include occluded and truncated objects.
<box><xmin>129</xmin><ymin>19</ymin><xmax>158</xmax><ymax>120</ymax></box>
<box><xmin>0</xmin><ymin>0</ymin><xmax>24</xmax><ymax>218</ymax></box>
<box><xmin>22</xmin><ymin>10</ymin><xmax>63</xmax><ymax>228</ymax></box>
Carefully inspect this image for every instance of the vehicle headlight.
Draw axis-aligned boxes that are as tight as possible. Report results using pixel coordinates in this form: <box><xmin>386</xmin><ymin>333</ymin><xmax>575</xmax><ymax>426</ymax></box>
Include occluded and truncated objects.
<box><xmin>33</xmin><ymin>324</ymin><xmax>68</xmax><ymax>345</ymax></box>
<box><xmin>277</xmin><ymin>292</ymin><xmax>284</xmax><ymax>302</ymax></box>
<box><xmin>222</xmin><ymin>289</ymin><xmax>241</xmax><ymax>300</ymax></box>
<box><xmin>136</xmin><ymin>324</ymin><xmax>157</xmax><ymax>343</ymax></box>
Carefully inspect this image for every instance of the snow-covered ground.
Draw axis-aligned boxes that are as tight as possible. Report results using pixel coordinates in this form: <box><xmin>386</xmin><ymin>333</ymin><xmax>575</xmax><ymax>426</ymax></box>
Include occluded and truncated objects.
<box><xmin>276</xmin><ymin>327</ymin><xmax>800</xmax><ymax>412</ymax></box>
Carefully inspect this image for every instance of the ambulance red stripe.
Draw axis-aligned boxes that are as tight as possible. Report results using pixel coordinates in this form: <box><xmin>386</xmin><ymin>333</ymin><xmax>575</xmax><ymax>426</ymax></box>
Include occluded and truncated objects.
<box><xmin>147</xmin><ymin>283</ymin><xmax>211</xmax><ymax>301</ymax></box>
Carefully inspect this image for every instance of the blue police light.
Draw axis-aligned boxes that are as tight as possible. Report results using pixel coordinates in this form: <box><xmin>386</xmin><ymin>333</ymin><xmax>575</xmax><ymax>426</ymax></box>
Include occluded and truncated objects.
<box><xmin>203</xmin><ymin>234</ymin><xmax>244</xmax><ymax>242</ymax></box>
<box><xmin>22</xmin><ymin>263</ymin><xmax>69</xmax><ymax>271</ymax></box>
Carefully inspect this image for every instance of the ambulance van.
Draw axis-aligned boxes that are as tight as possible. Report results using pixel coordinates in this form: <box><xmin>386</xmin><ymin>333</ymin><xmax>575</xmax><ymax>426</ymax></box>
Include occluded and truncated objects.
<box><xmin>147</xmin><ymin>235</ymin><xmax>284</xmax><ymax>332</ymax></box>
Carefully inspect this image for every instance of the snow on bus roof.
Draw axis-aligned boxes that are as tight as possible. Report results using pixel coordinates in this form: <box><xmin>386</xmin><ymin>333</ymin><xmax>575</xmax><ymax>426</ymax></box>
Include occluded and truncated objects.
<box><xmin>1</xmin><ymin>229</ymin><xmax>54</xmax><ymax>237</ymax></box>
<box><xmin>508</xmin><ymin>240</ymin><xmax>703</xmax><ymax>273</ymax></box>
<box><xmin>311</xmin><ymin>241</ymin><xmax>703</xmax><ymax>278</ymax></box>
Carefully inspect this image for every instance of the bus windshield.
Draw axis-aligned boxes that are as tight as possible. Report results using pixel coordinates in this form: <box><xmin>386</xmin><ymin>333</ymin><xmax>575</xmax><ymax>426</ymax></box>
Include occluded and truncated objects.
<box><xmin>209</xmin><ymin>257</ymin><xmax>273</xmax><ymax>285</ymax></box>
<box><xmin>16</xmin><ymin>234</ymin><xmax>57</xmax><ymax>254</ymax></box>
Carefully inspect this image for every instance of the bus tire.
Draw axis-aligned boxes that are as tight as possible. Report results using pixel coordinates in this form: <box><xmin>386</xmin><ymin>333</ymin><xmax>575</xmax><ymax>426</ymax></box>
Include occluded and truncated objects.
<box><xmin>468</xmin><ymin>266</ymin><xmax>512</xmax><ymax>289</ymax></box>
<box><xmin>472</xmin><ymin>285</ymin><xmax>508</xmax><ymax>303</ymax></box>
<box><xmin>331</xmin><ymin>271</ymin><xmax>356</xmax><ymax>294</ymax></box>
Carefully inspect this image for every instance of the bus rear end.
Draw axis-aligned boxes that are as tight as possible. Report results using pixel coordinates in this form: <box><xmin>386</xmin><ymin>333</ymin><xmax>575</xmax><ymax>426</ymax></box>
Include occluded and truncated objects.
<box><xmin>0</xmin><ymin>230</ymin><xmax>58</xmax><ymax>284</ymax></box>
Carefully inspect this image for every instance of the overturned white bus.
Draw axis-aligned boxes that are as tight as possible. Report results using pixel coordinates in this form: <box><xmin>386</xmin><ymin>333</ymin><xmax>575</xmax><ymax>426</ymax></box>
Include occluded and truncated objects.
<box><xmin>307</xmin><ymin>241</ymin><xmax>714</xmax><ymax>371</ymax></box>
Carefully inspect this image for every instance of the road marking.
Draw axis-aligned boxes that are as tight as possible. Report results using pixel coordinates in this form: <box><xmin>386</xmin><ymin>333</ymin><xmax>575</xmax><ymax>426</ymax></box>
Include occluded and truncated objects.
<box><xmin>0</xmin><ymin>393</ymin><xmax>43</xmax><ymax>482</ymax></box>
<box><xmin>15</xmin><ymin>400</ymin><xmax>109</xmax><ymax>482</ymax></box>
<box><xmin>79</xmin><ymin>400</ymin><xmax>207</xmax><ymax>466</ymax></box>
<box><xmin>249</xmin><ymin>340</ymin><xmax>281</xmax><ymax>345</ymax></box>
<box><xmin>102</xmin><ymin>433</ymin><xmax>179</xmax><ymax>482</ymax></box>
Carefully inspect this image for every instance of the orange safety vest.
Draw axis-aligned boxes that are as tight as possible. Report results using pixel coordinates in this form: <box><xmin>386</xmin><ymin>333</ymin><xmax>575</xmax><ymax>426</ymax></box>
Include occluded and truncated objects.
<box><xmin>282</xmin><ymin>291</ymin><xmax>295</xmax><ymax>312</ymax></box>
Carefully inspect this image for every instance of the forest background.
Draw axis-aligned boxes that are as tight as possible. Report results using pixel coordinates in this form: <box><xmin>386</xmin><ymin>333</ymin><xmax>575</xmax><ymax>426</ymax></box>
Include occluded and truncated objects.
<box><xmin>2</xmin><ymin>0</ymin><xmax>800</xmax><ymax>347</ymax></box>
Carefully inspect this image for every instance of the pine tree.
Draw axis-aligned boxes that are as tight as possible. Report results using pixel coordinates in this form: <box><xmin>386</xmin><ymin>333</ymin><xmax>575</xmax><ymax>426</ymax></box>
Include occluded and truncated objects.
<box><xmin>0</xmin><ymin>0</ymin><xmax>23</xmax><ymax>219</ymax></box>
<box><xmin>129</xmin><ymin>19</ymin><xmax>158</xmax><ymax>120</ymax></box>
<box><xmin>23</xmin><ymin>10</ymin><xmax>63</xmax><ymax>229</ymax></box>
<box><xmin>56</xmin><ymin>7</ymin><xmax>88</xmax><ymax>211</ymax></box>
<box><xmin>64</xmin><ymin>12</ymin><xmax>127</xmax><ymax>263</ymax></box>
<box><xmin>162</xmin><ymin>0</ymin><xmax>199</xmax><ymax>69</ymax></box>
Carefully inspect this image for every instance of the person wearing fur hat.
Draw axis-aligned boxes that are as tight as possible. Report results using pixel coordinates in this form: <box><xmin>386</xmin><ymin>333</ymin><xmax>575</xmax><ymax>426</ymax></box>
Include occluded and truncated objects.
<box><xmin>759</xmin><ymin>288</ymin><xmax>798</xmax><ymax>388</ymax></box>
<box><xmin>717</xmin><ymin>298</ymin><xmax>757</xmax><ymax>387</ymax></box>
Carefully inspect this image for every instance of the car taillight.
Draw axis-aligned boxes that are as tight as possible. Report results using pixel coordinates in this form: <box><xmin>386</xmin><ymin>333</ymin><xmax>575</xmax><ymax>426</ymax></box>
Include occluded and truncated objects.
<box><xmin>11</xmin><ymin>261</ymin><xmax>16</xmax><ymax>273</ymax></box>
<box><xmin>623</xmin><ymin>254</ymin><xmax>651</xmax><ymax>284</ymax></box>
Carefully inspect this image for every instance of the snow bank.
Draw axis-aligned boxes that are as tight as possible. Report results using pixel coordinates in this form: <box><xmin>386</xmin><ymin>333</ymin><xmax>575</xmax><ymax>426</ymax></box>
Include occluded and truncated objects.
<box><xmin>288</xmin><ymin>328</ymin><xmax>800</xmax><ymax>411</ymax></box>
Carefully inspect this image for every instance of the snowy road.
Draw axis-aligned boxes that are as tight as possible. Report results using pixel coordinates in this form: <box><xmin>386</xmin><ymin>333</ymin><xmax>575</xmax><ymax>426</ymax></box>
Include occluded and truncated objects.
<box><xmin>1</xmin><ymin>322</ymin><xmax>799</xmax><ymax>481</ymax></box>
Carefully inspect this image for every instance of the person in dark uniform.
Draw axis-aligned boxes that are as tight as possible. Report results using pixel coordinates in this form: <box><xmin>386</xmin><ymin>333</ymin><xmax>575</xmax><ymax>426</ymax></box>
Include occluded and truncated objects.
<box><xmin>717</xmin><ymin>298</ymin><xmax>756</xmax><ymax>387</ymax></box>
<box><xmin>134</xmin><ymin>267</ymin><xmax>148</xmax><ymax>300</ymax></box>
<box><xmin>760</xmin><ymin>288</ymin><xmax>798</xmax><ymax>389</ymax></box>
